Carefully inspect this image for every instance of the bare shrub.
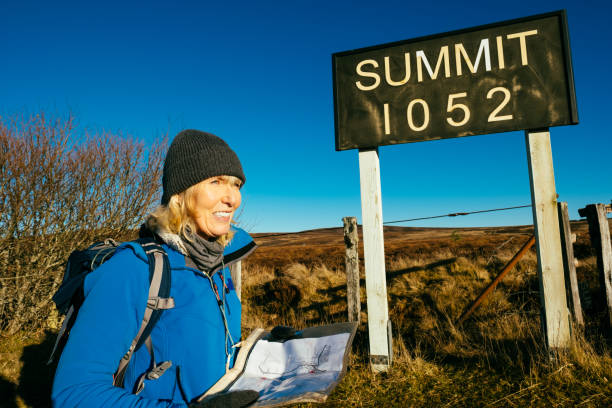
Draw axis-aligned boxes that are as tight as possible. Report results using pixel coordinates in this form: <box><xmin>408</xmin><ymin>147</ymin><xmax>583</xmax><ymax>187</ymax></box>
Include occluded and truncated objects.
<box><xmin>0</xmin><ymin>112</ymin><xmax>166</xmax><ymax>334</ymax></box>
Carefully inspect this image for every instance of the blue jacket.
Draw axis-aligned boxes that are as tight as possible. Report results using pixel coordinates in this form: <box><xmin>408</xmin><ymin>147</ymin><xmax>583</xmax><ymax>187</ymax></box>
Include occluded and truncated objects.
<box><xmin>52</xmin><ymin>227</ymin><xmax>256</xmax><ymax>407</ymax></box>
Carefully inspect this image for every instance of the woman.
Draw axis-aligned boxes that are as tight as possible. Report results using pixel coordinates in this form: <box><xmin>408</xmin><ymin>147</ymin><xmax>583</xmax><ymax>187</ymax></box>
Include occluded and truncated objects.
<box><xmin>52</xmin><ymin>130</ymin><xmax>259</xmax><ymax>407</ymax></box>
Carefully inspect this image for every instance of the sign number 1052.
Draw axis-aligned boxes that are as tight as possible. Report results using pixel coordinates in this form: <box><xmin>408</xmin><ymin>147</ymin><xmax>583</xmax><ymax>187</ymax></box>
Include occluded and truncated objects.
<box><xmin>383</xmin><ymin>87</ymin><xmax>513</xmax><ymax>134</ymax></box>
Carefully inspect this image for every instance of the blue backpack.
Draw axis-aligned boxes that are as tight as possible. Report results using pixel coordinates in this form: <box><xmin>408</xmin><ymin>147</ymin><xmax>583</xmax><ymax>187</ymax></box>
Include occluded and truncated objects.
<box><xmin>48</xmin><ymin>237</ymin><xmax>175</xmax><ymax>392</ymax></box>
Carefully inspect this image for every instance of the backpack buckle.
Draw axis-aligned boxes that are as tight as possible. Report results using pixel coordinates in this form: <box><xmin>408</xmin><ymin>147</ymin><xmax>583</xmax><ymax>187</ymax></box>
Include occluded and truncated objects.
<box><xmin>147</xmin><ymin>296</ymin><xmax>175</xmax><ymax>310</ymax></box>
<box><xmin>140</xmin><ymin>242</ymin><xmax>164</xmax><ymax>255</ymax></box>
<box><xmin>146</xmin><ymin>360</ymin><xmax>172</xmax><ymax>380</ymax></box>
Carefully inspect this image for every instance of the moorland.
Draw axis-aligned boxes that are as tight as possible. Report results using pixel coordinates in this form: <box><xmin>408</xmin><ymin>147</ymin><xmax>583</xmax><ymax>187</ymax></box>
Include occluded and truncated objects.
<box><xmin>1</xmin><ymin>221</ymin><xmax>611</xmax><ymax>407</ymax></box>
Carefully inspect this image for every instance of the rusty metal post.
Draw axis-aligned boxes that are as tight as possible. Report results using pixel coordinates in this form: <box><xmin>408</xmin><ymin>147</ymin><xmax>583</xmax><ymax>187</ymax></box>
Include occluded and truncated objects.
<box><xmin>457</xmin><ymin>235</ymin><xmax>536</xmax><ymax>325</ymax></box>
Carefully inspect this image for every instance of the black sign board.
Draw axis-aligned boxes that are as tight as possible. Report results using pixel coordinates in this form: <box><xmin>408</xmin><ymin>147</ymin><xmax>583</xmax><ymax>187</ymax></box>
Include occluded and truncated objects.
<box><xmin>332</xmin><ymin>10</ymin><xmax>578</xmax><ymax>151</ymax></box>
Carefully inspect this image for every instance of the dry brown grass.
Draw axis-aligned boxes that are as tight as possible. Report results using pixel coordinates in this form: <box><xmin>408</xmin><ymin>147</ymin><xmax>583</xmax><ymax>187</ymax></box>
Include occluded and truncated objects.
<box><xmin>1</xmin><ymin>222</ymin><xmax>611</xmax><ymax>406</ymax></box>
<box><xmin>239</xmin><ymin>222</ymin><xmax>611</xmax><ymax>407</ymax></box>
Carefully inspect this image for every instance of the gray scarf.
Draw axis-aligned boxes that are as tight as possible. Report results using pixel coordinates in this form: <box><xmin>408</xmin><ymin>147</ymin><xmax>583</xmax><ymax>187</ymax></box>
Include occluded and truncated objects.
<box><xmin>179</xmin><ymin>225</ymin><xmax>224</xmax><ymax>273</ymax></box>
<box><xmin>152</xmin><ymin>221</ymin><xmax>223</xmax><ymax>274</ymax></box>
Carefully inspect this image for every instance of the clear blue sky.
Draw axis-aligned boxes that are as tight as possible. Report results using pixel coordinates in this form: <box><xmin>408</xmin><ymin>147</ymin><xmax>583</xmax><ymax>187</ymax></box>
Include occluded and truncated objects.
<box><xmin>1</xmin><ymin>0</ymin><xmax>609</xmax><ymax>232</ymax></box>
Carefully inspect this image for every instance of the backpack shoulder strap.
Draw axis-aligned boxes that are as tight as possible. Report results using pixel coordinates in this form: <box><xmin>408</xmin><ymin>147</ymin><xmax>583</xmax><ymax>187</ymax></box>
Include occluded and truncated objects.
<box><xmin>113</xmin><ymin>238</ymin><xmax>174</xmax><ymax>388</ymax></box>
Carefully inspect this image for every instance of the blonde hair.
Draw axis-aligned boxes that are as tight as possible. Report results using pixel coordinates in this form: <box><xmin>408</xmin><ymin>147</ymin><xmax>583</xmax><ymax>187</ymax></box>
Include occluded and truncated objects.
<box><xmin>146</xmin><ymin>178</ymin><xmax>238</xmax><ymax>247</ymax></box>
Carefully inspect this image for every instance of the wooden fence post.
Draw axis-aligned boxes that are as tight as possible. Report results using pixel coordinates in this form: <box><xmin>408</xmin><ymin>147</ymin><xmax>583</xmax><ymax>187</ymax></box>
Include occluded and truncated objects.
<box><xmin>230</xmin><ymin>261</ymin><xmax>242</xmax><ymax>301</ymax></box>
<box><xmin>358</xmin><ymin>148</ymin><xmax>391</xmax><ymax>372</ymax></box>
<box><xmin>578</xmin><ymin>203</ymin><xmax>612</xmax><ymax>328</ymax></box>
<box><xmin>558</xmin><ymin>202</ymin><xmax>584</xmax><ymax>327</ymax></box>
<box><xmin>343</xmin><ymin>216</ymin><xmax>361</xmax><ymax>323</ymax></box>
<box><xmin>525</xmin><ymin>129</ymin><xmax>571</xmax><ymax>349</ymax></box>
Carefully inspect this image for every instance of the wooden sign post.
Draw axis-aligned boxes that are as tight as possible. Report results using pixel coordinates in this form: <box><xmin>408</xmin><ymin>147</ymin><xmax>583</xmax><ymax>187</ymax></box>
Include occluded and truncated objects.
<box><xmin>525</xmin><ymin>130</ymin><xmax>571</xmax><ymax>348</ymax></box>
<box><xmin>332</xmin><ymin>10</ymin><xmax>579</xmax><ymax>364</ymax></box>
<box><xmin>358</xmin><ymin>148</ymin><xmax>392</xmax><ymax>372</ymax></box>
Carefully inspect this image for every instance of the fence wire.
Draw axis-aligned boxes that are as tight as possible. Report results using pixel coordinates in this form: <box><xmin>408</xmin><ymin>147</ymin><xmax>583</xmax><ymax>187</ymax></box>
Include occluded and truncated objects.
<box><xmin>383</xmin><ymin>204</ymin><xmax>532</xmax><ymax>224</ymax></box>
<box><xmin>254</xmin><ymin>204</ymin><xmax>533</xmax><ymax>239</ymax></box>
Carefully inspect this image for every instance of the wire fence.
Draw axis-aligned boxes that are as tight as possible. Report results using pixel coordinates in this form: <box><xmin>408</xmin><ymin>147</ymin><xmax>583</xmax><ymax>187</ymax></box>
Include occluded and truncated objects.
<box><xmin>383</xmin><ymin>204</ymin><xmax>532</xmax><ymax>224</ymax></box>
<box><xmin>254</xmin><ymin>204</ymin><xmax>533</xmax><ymax>239</ymax></box>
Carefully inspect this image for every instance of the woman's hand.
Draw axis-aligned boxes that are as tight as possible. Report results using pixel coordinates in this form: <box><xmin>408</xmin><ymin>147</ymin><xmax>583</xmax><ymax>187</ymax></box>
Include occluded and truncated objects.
<box><xmin>190</xmin><ymin>390</ymin><xmax>259</xmax><ymax>408</ymax></box>
<box><xmin>267</xmin><ymin>325</ymin><xmax>302</xmax><ymax>342</ymax></box>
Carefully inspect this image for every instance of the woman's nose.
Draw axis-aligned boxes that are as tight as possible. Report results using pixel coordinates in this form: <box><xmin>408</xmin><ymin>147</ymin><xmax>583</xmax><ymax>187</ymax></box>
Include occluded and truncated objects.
<box><xmin>222</xmin><ymin>185</ymin><xmax>240</xmax><ymax>207</ymax></box>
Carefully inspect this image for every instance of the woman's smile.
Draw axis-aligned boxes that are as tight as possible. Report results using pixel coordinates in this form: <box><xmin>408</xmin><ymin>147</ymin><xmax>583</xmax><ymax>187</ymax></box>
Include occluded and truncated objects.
<box><xmin>190</xmin><ymin>175</ymin><xmax>242</xmax><ymax>238</ymax></box>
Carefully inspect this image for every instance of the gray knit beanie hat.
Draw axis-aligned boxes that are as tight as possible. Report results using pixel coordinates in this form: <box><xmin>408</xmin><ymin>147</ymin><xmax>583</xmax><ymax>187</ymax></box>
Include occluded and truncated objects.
<box><xmin>161</xmin><ymin>129</ymin><xmax>245</xmax><ymax>205</ymax></box>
